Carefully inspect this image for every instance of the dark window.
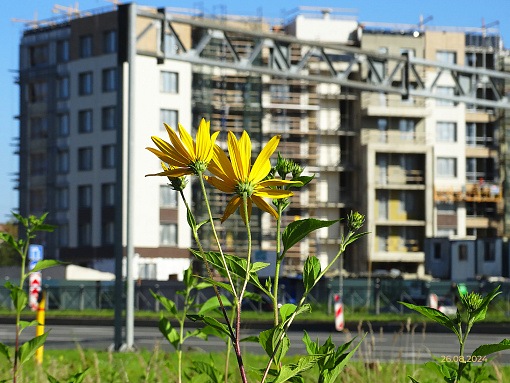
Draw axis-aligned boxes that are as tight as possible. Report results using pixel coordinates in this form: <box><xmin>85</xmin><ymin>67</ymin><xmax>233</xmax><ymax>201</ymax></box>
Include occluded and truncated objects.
<box><xmin>78</xmin><ymin>147</ymin><xmax>93</xmax><ymax>171</ymax></box>
<box><xmin>433</xmin><ymin>243</ymin><xmax>442</xmax><ymax>260</ymax></box>
<box><xmin>28</xmin><ymin>81</ymin><xmax>48</xmax><ymax>103</ymax></box>
<box><xmin>102</xmin><ymin>106</ymin><xmax>116</xmax><ymax>130</ymax></box>
<box><xmin>30</xmin><ymin>116</ymin><xmax>48</xmax><ymax>138</ymax></box>
<box><xmin>57</xmin><ymin>150</ymin><xmax>69</xmax><ymax>174</ymax></box>
<box><xmin>57</xmin><ymin>113</ymin><xmax>70</xmax><ymax>137</ymax></box>
<box><xmin>79</xmin><ymin>35</ymin><xmax>93</xmax><ymax>58</ymax></box>
<box><xmin>102</xmin><ymin>68</ymin><xmax>117</xmax><ymax>92</ymax></box>
<box><xmin>484</xmin><ymin>241</ymin><xmax>496</xmax><ymax>262</ymax></box>
<box><xmin>78</xmin><ymin>185</ymin><xmax>92</xmax><ymax>208</ymax></box>
<box><xmin>78</xmin><ymin>222</ymin><xmax>92</xmax><ymax>246</ymax></box>
<box><xmin>30</xmin><ymin>153</ymin><xmax>46</xmax><ymax>175</ymax></box>
<box><xmin>78</xmin><ymin>109</ymin><xmax>93</xmax><ymax>133</ymax></box>
<box><xmin>79</xmin><ymin>72</ymin><xmax>93</xmax><ymax>95</ymax></box>
<box><xmin>103</xmin><ymin>30</ymin><xmax>117</xmax><ymax>53</ymax></box>
<box><xmin>458</xmin><ymin>244</ymin><xmax>468</xmax><ymax>261</ymax></box>
<box><xmin>29</xmin><ymin>44</ymin><xmax>49</xmax><ymax>67</ymax></box>
<box><xmin>102</xmin><ymin>145</ymin><xmax>115</xmax><ymax>168</ymax></box>
<box><xmin>57</xmin><ymin>76</ymin><xmax>70</xmax><ymax>99</ymax></box>
<box><xmin>57</xmin><ymin>40</ymin><xmax>69</xmax><ymax>62</ymax></box>
<box><xmin>102</xmin><ymin>183</ymin><xmax>115</xmax><ymax>206</ymax></box>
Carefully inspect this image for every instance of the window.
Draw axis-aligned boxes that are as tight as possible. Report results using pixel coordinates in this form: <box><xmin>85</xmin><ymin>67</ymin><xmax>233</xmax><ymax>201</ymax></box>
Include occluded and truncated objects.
<box><xmin>78</xmin><ymin>222</ymin><xmax>92</xmax><ymax>246</ymax></box>
<box><xmin>30</xmin><ymin>153</ymin><xmax>46</xmax><ymax>175</ymax></box>
<box><xmin>78</xmin><ymin>147</ymin><xmax>93</xmax><ymax>171</ymax></box>
<box><xmin>30</xmin><ymin>117</ymin><xmax>48</xmax><ymax>138</ymax></box>
<box><xmin>30</xmin><ymin>189</ymin><xmax>45</xmax><ymax>211</ymax></box>
<box><xmin>103</xmin><ymin>30</ymin><xmax>117</xmax><ymax>53</ymax></box>
<box><xmin>272</xmin><ymin>115</ymin><xmax>290</xmax><ymax>132</ymax></box>
<box><xmin>102</xmin><ymin>183</ymin><xmax>115</xmax><ymax>207</ymax></box>
<box><xmin>433</xmin><ymin>243</ymin><xmax>442</xmax><ymax>260</ymax></box>
<box><xmin>57</xmin><ymin>150</ymin><xmax>69</xmax><ymax>174</ymax></box>
<box><xmin>436</xmin><ymin>122</ymin><xmax>457</xmax><ymax>142</ymax></box>
<box><xmin>160</xmin><ymin>109</ymin><xmax>178</xmax><ymax>130</ymax></box>
<box><xmin>436</xmin><ymin>50</ymin><xmax>457</xmax><ymax>64</ymax></box>
<box><xmin>269</xmin><ymin>84</ymin><xmax>290</xmax><ymax>101</ymax></box>
<box><xmin>58</xmin><ymin>223</ymin><xmax>69</xmax><ymax>247</ymax></box>
<box><xmin>139</xmin><ymin>263</ymin><xmax>157</xmax><ymax>280</ymax></box>
<box><xmin>102</xmin><ymin>145</ymin><xmax>115</xmax><ymax>169</ymax></box>
<box><xmin>57</xmin><ymin>40</ymin><xmax>69</xmax><ymax>62</ymax></box>
<box><xmin>102</xmin><ymin>106</ymin><xmax>116</xmax><ymax>130</ymax></box>
<box><xmin>78</xmin><ymin>109</ymin><xmax>93</xmax><ymax>133</ymax></box>
<box><xmin>437</xmin><ymin>157</ymin><xmax>457</xmax><ymax>178</ymax></box>
<box><xmin>466</xmin><ymin>122</ymin><xmax>476</xmax><ymax>146</ymax></box>
<box><xmin>160</xmin><ymin>223</ymin><xmax>177</xmax><ymax>246</ymax></box>
<box><xmin>57</xmin><ymin>76</ymin><xmax>69</xmax><ymax>99</ymax></box>
<box><xmin>102</xmin><ymin>68</ymin><xmax>117</xmax><ymax>92</ymax></box>
<box><xmin>102</xmin><ymin>221</ymin><xmax>115</xmax><ymax>245</ymax></box>
<box><xmin>458</xmin><ymin>244</ymin><xmax>468</xmax><ymax>261</ymax></box>
<box><xmin>56</xmin><ymin>187</ymin><xmax>69</xmax><ymax>210</ymax></box>
<box><xmin>57</xmin><ymin>113</ymin><xmax>69</xmax><ymax>137</ymax></box>
<box><xmin>78</xmin><ymin>185</ymin><xmax>92</xmax><ymax>208</ymax></box>
<box><xmin>437</xmin><ymin>202</ymin><xmax>456</xmax><ymax>215</ymax></box>
<box><xmin>79</xmin><ymin>35</ymin><xmax>93</xmax><ymax>58</ymax></box>
<box><xmin>160</xmin><ymin>185</ymin><xmax>178</xmax><ymax>208</ymax></box>
<box><xmin>399</xmin><ymin>119</ymin><xmax>415</xmax><ymax>140</ymax></box>
<box><xmin>28</xmin><ymin>81</ymin><xmax>48</xmax><ymax>103</ymax></box>
<box><xmin>29</xmin><ymin>44</ymin><xmax>49</xmax><ymax>67</ymax></box>
<box><xmin>436</xmin><ymin>86</ymin><xmax>455</xmax><ymax>106</ymax></box>
<box><xmin>164</xmin><ymin>34</ymin><xmax>179</xmax><ymax>55</ymax></box>
<box><xmin>79</xmin><ymin>72</ymin><xmax>93</xmax><ymax>95</ymax></box>
<box><xmin>160</xmin><ymin>71</ymin><xmax>179</xmax><ymax>93</ymax></box>
<box><xmin>484</xmin><ymin>241</ymin><xmax>495</xmax><ymax>262</ymax></box>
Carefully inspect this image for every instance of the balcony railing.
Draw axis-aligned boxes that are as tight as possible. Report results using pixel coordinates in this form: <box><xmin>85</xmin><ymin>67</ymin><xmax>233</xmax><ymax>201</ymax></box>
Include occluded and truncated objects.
<box><xmin>361</xmin><ymin>129</ymin><xmax>426</xmax><ymax>145</ymax></box>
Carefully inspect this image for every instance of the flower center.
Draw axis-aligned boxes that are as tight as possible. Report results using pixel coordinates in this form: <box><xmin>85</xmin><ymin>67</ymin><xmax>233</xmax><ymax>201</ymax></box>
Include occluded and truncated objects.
<box><xmin>235</xmin><ymin>180</ymin><xmax>254</xmax><ymax>197</ymax></box>
<box><xmin>189</xmin><ymin>160</ymin><xmax>208</xmax><ymax>175</ymax></box>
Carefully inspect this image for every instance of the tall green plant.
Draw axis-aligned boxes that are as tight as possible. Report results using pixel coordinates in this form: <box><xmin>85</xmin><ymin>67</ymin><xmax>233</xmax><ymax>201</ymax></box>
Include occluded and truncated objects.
<box><xmin>146</xmin><ymin>120</ymin><xmax>368</xmax><ymax>382</ymax></box>
<box><xmin>401</xmin><ymin>286</ymin><xmax>510</xmax><ymax>383</ymax></box>
<box><xmin>0</xmin><ymin>213</ymin><xmax>70</xmax><ymax>383</ymax></box>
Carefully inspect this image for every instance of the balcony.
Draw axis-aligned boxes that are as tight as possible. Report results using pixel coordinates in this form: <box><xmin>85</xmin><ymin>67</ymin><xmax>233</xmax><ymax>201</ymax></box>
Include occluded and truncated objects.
<box><xmin>361</xmin><ymin>129</ymin><xmax>426</xmax><ymax>145</ymax></box>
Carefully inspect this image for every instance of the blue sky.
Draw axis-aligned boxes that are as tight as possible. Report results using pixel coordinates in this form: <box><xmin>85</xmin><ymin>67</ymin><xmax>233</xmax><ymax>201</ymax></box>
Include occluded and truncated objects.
<box><xmin>1</xmin><ymin>0</ymin><xmax>509</xmax><ymax>221</ymax></box>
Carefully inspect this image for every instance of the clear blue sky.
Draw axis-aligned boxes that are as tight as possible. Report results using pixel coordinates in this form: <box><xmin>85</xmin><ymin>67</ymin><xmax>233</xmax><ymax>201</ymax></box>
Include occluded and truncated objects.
<box><xmin>1</xmin><ymin>0</ymin><xmax>509</xmax><ymax>221</ymax></box>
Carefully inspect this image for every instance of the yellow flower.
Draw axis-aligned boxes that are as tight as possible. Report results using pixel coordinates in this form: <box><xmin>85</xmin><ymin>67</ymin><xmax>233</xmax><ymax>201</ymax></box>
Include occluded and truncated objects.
<box><xmin>146</xmin><ymin>119</ymin><xmax>219</xmax><ymax>177</ymax></box>
<box><xmin>206</xmin><ymin>131</ymin><xmax>296</xmax><ymax>222</ymax></box>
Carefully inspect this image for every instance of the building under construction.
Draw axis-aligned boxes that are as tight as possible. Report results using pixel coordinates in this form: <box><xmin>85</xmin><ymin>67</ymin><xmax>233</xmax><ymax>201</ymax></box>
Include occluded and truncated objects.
<box><xmin>16</xmin><ymin>2</ymin><xmax>510</xmax><ymax>281</ymax></box>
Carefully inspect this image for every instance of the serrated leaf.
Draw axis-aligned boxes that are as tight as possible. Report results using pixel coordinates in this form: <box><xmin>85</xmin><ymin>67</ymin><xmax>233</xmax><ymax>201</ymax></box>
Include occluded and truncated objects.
<box><xmin>303</xmin><ymin>256</ymin><xmax>321</xmax><ymax>292</ymax></box>
<box><xmin>29</xmin><ymin>259</ymin><xmax>65</xmax><ymax>274</ymax></box>
<box><xmin>471</xmin><ymin>286</ymin><xmax>502</xmax><ymax>323</ymax></box>
<box><xmin>18</xmin><ymin>332</ymin><xmax>48</xmax><ymax>366</ymax></box>
<box><xmin>158</xmin><ymin>316</ymin><xmax>180</xmax><ymax>349</ymax></box>
<box><xmin>150</xmin><ymin>291</ymin><xmax>177</xmax><ymax>315</ymax></box>
<box><xmin>198</xmin><ymin>295</ymin><xmax>232</xmax><ymax>315</ymax></box>
<box><xmin>0</xmin><ymin>342</ymin><xmax>11</xmax><ymax>363</ymax></box>
<box><xmin>320</xmin><ymin>334</ymin><xmax>366</xmax><ymax>383</ymax></box>
<box><xmin>259</xmin><ymin>326</ymin><xmax>289</xmax><ymax>366</ymax></box>
<box><xmin>187</xmin><ymin>315</ymin><xmax>231</xmax><ymax>339</ymax></box>
<box><xmin>19</xmin><ymin>320</ymin><xmax>39</xmax><ymax>334</ymax></box>
<box><xmin>273</xmin><ymin>355</ymin><xmax>322</xmax><ymax>383</ymax></box>
<box><xmin>302</xmin><ymin>331</ymin><xmax>318</xmax><ymax>355</ymax></box>
<box><xmin>280</xmin><ymin>303</ymin><xmax>297</xmax><ymax>323</ymax></box>
<box><xmin>251</xmin><ymin>262</ymin><xmax>270</xmax><ymax>273</ymax></box>
<box><xmin>399</xmin><ymin>302</ymin><xmax>459</xmax><ymax>337</ymax></box>
<box><xmin>6</xmin><ymin>283</ymin><xmax>27</xmax><ymax>313</ymax></box>
<box><xmin>472</xmin><ymin>339</ymin><xmax>510</xmax><ymax>357</ymax></box>
<box><xmin>282</xmin><ymin>218</ymin><xmax>338</xmax><ymax>254</ymax></box>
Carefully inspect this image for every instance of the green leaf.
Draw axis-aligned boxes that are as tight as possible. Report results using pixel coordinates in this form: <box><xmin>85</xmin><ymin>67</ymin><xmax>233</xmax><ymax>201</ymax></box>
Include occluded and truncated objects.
<box><xmin>280</xmin><ymin>304</ymin><xmax>297</xmax><ymax>323</ymax></box>
<box><xmin>183</xmin><ymin>266</ymin><xmax>194</xmax><ymax>288</ymax></box>
<box><xmin>67</xmin><ymin>369</ymin><xmax>89</xmax><ymax>383</ymax></box>
<box><xmin>408</xmin><ymin>376</ymin><xmax>420</xmax><ymax>383</ymax></box>
<box><xmin>18</xmin><ymin>332</ymin><xmax>48</xmax><ymax>366</ymax></box>
<box><xmin>196</xmin><ymin>219</ymin><xmax>211</xmax><ymax>231</ymax></box>
<box><xmin>251</xmin><ymin>262</ymin><xmax>270</xmax><ymax>273</ymax></box>
<box><xmin>259</xmin><ymin>326</ymin><xmax>289</xmax><ymax>366</ymax></box>
<box><xmin>158</xmin><ymin>316</ymin><xmax>180</xmax><ymax>349</ymax></box>
<box><xmin>472</xmin><ymin>339</ymin><xmax>510</xmax><ymax>357</ymax></box>
<box><xmin>471</xmin><ymin>286</ymin><xmax>502</xmax><ymax>323</ymax></box>
<box><xmin>302</xmin><ymin>331</ymin><xmax>318</xmax><ymax>356</ymax></box>
<box><xmin>47</xmin><ymin>375</ymin><xmax>59</xmax><ymax>383</ymax></box>
<box><xmin>273</xmin><ymin>355</ymin><xmax>323</xmax><ymax>383</ymax></box>
<box><xmin>282</xmin><ymin>218</ymin><xmax>338</xmax><ymax>254</ymax></box>
<box><xmin>29</xmin><ymin>259</ymin><xmax>65</xmax><ymax>274</ymax></box>
<box><xmin>5</xmin><ymin>282</ymin><xmax>28</xmax><ymax>313</ymax></box>
<box><xmin>303</xmin><ymin>256</ymin><xmax>321</xmax><ymax>292</ymax></box>
<box><xmin>187</xmin><ymin>315</ymin><xmax>231</xmax><ymax>339</ymax></box>
<box><xmin>19</xmin><ymin>320</ymin><xmax>39</xmax><ymax>334</ymax></box>
<box><xmin>292</xmin><ymin>174</ymin><xmax>315</xmax><ymax>187</ymax></box>
<box><xmin>320</xmin><ymin>334</ymin><xmax>366</xmax><ymax>383</ymax></box>
<box><xmin>198</xmin><ymin>295</ymin><xmax>232</xmax><ymax>315</ymax></box>
<box><xmin>186</xmin><ymin>208</ymin><xmax>197</xmax><ymax>229</ymax></box>
<box><xmin>344</xmin><ymin>231</ymin><xmax>370</xmax><ymax>246</ymax></box>
<box><xmin>0</xmin><ymin>342</ymin><xmax>11</xmax><ymax>363</ymax></box>
<box><xmin>399</xmin><ymin>302</ymin><xmax>459</xmax><ymax>337</ymax></box>
<box><xmin>150</xmin><ymin>291</ymin><xmax>178</xmax><ymax>316</ymax></box>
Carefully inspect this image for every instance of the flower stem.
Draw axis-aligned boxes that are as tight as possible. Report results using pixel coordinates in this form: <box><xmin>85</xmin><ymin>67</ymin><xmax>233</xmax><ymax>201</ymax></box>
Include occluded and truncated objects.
<box><xmin>273</xmin><ymin>203</ymin><xmax>284</xmax><ymax>327</ymax></box>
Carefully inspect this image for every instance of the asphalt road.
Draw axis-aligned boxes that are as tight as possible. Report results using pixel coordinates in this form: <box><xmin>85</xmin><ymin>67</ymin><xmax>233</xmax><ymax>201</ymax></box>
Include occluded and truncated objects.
<box><xmin>1</xmin><ymin>323</ymin><xmax>510</xmax><ymax>364</ymax></box>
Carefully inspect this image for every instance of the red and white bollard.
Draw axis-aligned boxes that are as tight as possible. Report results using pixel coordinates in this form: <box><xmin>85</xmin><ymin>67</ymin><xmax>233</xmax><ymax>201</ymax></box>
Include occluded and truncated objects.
<box><xmin>334</xmin><ymin>294</ymin><xmax>344</xmax><ymax>331</ymax></box>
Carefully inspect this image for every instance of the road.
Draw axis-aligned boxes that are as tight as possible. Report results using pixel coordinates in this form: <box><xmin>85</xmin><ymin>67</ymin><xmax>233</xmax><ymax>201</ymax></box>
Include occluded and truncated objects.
<box><xmin>1</xmin><ymin>323</ymin><xmax>509</xmax><ymax>364</ymax></box>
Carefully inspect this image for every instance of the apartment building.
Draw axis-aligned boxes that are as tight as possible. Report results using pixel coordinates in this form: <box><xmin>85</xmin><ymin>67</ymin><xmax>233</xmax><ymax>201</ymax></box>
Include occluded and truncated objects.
<box><xmin>17</xmin><ymin>3</ymin><xmax>508</xmax><ymax>280</ymax></box>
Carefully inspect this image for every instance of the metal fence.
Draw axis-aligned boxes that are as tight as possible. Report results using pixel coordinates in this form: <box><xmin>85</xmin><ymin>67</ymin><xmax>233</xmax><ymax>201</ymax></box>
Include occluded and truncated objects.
<box><xmin>1</xmin><ymin>278</ymin><xmax>509</xmax><ymax>314</ymax></box>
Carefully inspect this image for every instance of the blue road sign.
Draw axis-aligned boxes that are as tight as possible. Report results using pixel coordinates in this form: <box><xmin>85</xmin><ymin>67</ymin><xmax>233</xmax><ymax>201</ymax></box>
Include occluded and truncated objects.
<box><xmin>28</xmin><ymin>244</ymin><xmax>44</xmax><ymax>269</ymax></box>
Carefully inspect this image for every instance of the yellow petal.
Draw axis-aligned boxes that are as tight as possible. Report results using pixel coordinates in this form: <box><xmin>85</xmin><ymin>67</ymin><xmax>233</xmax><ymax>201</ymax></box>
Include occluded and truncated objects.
<box><xmin>209</xmin><ymin>144</ymin><xmax>237</xmax><ymax>181</ymax></box>
<box><xmin>146</xmin><ymin>146</ymin><xmax>189</xmax><ymax>167</ymax></box>
<box><xmin>205</xmin><ymin>176</ymin><xmax>236</xmax><ymax>193</ymax></box>
<box><xmin>228</xmin><ymin>131</ymin><xmax>245</xmax><ymax>181</ymax></box>
<box><xmin>176</xmin><ymin>123</ymin><xmax>196</xmax><ymax>160</ymax></box>
<box><xmin>251</xmin><ymin>195</ymin><xmax>278</xmax><ymax>219</ymax></box>
<box><xmin>249</xmin><ymin>135</ymin><xmax>281</xmax><ymax>182</ymax></box>
<box><xmin>146</xmin><ymin>168</ymin><xmax>193</xmax><ymax>177</ymax></box>
<box><xmin>253</xmin><ymin>188</ymin><xmax>293</xmax><ymax>199</ymax></box>
<box><xmin>221</xmin><ymin>195</ymin><xmax>242</xmax><ymax>222</ymax></box>
<box><xmin>195</xmin><ymin>118</ymin><xmax>209</xmax><ymax>161</ymax></box>
<box><xmin>166</xmin><ymin>124</ymin><xmax>193</xmax><ymax>163</ymax></box>
<box><xmin>205</xmin><ymin>131</ymin><xmax>220</xmax><ymax>163</ymax></box>
<box><xmin>238</xmin><ymin>131</ymin><xmax>251</xmax><ymax>179</ymax></box>
<box><xmin>249</xmin><ymin>160</ymin><xmax>271</xmax><ymax>184</ymax></box>
<box><xmin>258</xmin><ymin>179</ymin><xmax>301</xmax><ymax>187</ymax></box>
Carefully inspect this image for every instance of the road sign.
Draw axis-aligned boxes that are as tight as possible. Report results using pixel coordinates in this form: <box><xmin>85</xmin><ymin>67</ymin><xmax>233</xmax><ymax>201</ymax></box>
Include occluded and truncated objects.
<box><xmin>29</xmin><ymin>272</ymin><xmax>42</xmax><ymax>311</ymax></box>
<box><xmin>28</xmin><ymin>244</ymin><xmax>44</xmax><ymax>265</ymax></box>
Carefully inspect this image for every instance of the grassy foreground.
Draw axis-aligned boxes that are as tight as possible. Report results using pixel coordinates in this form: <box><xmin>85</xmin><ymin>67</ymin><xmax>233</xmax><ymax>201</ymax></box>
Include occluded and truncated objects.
<box><xmin>1</xmin><ymin>347</ymin><xmax>510</xmax><ymax>383</ymax></box>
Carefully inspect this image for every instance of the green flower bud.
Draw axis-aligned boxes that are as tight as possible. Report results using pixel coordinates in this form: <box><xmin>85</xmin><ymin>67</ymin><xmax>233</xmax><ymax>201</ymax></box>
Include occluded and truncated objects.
<box><xmin>347</xmin><ymin>211</ymin><xmax>365</xmax><ymax>232</ymax></box>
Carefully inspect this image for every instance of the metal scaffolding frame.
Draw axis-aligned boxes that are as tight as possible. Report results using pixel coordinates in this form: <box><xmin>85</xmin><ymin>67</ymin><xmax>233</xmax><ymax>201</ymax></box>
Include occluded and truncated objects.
<box><xmin>135</xmin><ymin>9</ymin><xmax>510</xmax><ymax>110</ymax></box>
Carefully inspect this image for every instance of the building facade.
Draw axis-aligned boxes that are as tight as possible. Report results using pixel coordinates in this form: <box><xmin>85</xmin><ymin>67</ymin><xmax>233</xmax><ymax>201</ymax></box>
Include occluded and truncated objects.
<box><xmin>17</xmin><ymin>4</ymin><xmax>509</xmax><ymax>280</ymax></box>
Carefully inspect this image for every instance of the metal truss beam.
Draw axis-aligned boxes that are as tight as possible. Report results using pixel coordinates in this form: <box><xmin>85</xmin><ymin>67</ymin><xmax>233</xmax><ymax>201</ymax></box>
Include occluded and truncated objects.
<box><xmin>137</xmin><ymin>9</ymin><xmax>510</xmax><ymax>110</ymax></box>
